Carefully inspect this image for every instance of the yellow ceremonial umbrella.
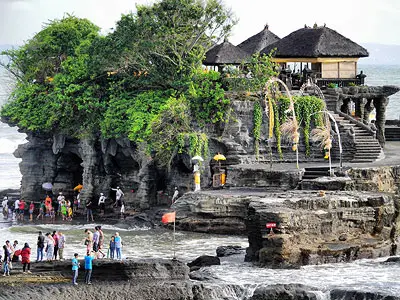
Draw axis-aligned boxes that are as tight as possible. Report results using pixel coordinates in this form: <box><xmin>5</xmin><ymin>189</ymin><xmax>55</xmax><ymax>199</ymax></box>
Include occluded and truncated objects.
<box><xmin>213</xmin><ymin>153</ymin><xmax>226</xmax><ymax>168</ymax></box>
<box><xmin>73</xmin><ymin>184</ymin><xmax>83</xmax><ymax>192</ymax></box>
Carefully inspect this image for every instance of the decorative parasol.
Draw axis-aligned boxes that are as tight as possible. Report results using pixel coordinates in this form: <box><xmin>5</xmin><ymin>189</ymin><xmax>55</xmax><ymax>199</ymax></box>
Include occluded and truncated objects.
<box><xmin>73</xmin><ymin>184</ymin><xmax>83</xmax><ymax>192</ymax></box>
<box><xmin>213</xmin><ymin>153</ymin><xmax>226</xmax><ymax>168</ymax></box>
<box><xmin>42</xmin><ymin>182</ymin><xmax>53</xmax><ymax>191</ymax></box>
<box><xmin>213</xmin><ymin>153</ymin><xmax>226</xmax><ymax>161</ymax></box>
<box><xmin>191</xmin><ymin>155</ymin><xmax>204</xmax><ymax>162</ymax></box>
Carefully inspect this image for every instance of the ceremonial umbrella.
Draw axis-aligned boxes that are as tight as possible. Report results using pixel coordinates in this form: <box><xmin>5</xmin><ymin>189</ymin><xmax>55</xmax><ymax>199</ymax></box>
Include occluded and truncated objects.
<box><xmin>191</xmin><ymin>155</ymin><xmax>204</xmax><ymax>162</ymax></box>
<box><xmin>213</xmin><ymin>153</ymin><xmax>226</xmax><ymax>168</ymax></box>
<box><xmin>73</xmin><ymin>184</ymin><xmax>83</xmax><ymax>192</ymax></box>
<box><xmin>42</xmin><ymin>182</ymin><xmax>53</xmax><ymax>191</ymax></box>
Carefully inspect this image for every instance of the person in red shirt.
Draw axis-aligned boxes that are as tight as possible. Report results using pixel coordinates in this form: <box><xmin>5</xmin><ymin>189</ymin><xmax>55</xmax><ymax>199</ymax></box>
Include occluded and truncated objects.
<box><xmin>20</xmin><ymin>243</ymin><xmax>31</xmax><ymax>273</ymax></box>
<box><xmin>18</xmin><ymin>199</ymin><xmax>25</xmax><ymax>221</ymax></box>
<box><xmin>45</xmin><ymin>196</ymin><xmax>52</xmax><ymax>214</ymax></box>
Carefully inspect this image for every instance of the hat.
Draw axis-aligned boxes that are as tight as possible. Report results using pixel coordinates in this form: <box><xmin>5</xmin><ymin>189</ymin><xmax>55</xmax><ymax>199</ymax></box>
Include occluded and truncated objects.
<box><xmin>117</xmin><ymin>186</ymin><xmax>120</xmax><ymax>189</ymax></box>
<box><xmin>100</xmin><ymin>193</ymin><xmax>104</xmax><ymax>196</ymax></box>
<box><xmin>59</xmin><ymin>192</ymin><xmax>62</xmax><ymax>195</ymax></box>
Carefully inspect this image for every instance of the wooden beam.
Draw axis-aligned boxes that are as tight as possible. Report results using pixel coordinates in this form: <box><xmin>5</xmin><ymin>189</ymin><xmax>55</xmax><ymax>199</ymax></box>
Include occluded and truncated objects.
<box><xmin>272</xmin><ymin>57</ymin><xmax>359</xmax><ymax>63</ymax></box>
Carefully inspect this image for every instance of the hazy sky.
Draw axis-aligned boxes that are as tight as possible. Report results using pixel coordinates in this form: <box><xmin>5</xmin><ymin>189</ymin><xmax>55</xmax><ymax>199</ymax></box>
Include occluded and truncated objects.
<box><xmin>1</xmin><ymin>0</ymin><xmax>399</xmax><ymax>46</ymax></box>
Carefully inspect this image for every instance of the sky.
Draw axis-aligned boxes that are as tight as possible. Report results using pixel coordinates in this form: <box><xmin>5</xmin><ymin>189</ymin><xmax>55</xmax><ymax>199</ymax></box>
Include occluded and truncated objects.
<box><xmin>0</xmin><ymin>0</ymin><xmax>400</xmax><ymax>46</ymax></box>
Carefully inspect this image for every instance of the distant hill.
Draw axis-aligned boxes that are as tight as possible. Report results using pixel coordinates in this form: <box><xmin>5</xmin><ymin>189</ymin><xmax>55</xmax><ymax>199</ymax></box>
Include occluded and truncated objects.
<box><xmin>360</xmin><ymin>43</ymin><xmax>400</xmax><ymax>65</ymax></box>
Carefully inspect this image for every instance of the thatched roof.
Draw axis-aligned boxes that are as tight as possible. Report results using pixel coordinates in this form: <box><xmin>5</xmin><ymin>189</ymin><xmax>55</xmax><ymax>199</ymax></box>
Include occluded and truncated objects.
<box><xmin>261</xmin><ymin>26</ymin><xmax>369</xmax><ymax>58</ymax></box>
<box><xmin>203</xmin><ymin>40</ymin><xmax>250</xmax><ymax>65</ymax></box>
<box><xmin>237</xmin><ymin>24</ymin><xmax>280</xmax><ymax>55</ymax></box>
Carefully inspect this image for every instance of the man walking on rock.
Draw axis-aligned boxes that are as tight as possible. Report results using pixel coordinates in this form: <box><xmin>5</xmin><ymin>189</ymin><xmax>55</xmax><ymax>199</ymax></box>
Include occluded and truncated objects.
<box><xmin>84</xmin><ymin>251</ymin><xmax>94</xmax><ymax>284</ymax></box>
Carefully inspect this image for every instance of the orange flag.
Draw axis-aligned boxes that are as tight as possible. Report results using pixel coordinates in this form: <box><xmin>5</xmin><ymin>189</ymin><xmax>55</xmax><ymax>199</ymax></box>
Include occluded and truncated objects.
<box><xmin>162</xmin><ymin>211</ymin><xmax>176</xmax><ymax>224</ymax></box>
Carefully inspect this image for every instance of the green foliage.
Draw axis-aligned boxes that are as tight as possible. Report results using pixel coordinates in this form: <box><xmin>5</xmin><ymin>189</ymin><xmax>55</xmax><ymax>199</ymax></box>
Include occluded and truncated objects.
<box><xmin>223</xmin><ymin>52</ymin><xmax>278</xmax><ymax>93</ymax></box>
<box><xmin>327</xmin><ymin>83</ymin><xmax>336</xmax><ymax>88</ymax></box>
<box><xmin>90</xmin><ymin>0</ymin><xmax>236</xmax><ymax>90</ymax></box>
<box><xmin>149</xmin><ymin>95</ymin><xmax>192</xmax><ymax>167</ymax></box>
<box><xmin>253</xmin><ymin>101</ymin><xmax>262</xmax><ymax>159</ymax></box>
<box><xmin>187</xmin><ymin>68</ymin><xmax>231</xmax><ymax>125</ymax></box>
<box><xmin>348</xmin><ymin>82</ymin><xmax>356</xmax><ymax>87</ymax></box>
<box><xmin>1</xmin><ymin>1</ymin><xmax>237</xmax><ymax>168</ymax></box>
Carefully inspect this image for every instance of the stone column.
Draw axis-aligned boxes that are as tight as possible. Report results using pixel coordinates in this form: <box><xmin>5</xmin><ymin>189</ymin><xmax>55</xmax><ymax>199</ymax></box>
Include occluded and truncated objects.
<box><xmin>358</xmin><ymin>98</ymin><xmax>367</xmax><ymax>122</ymax></box>
<box><xmin>79</xmin><ymin>137</ymin><xmax>98</xmax><ymax>204</ymax></box>
<box><xmin>373</xmin><ymin>96</ymin><xmax>389</xmax><ymax>146</ymax></box>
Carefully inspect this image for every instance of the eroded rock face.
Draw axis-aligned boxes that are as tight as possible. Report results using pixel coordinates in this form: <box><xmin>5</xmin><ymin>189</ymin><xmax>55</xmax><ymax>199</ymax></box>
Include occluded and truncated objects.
<box><xmin>245</xmin><ymin>190</ymin><xmax>400</xmax><ymax>268</ymax></box>
<box><xmin>172</xmin><ymin>190</ymin><xmax>250</xmax><ymax>234</ymax></box>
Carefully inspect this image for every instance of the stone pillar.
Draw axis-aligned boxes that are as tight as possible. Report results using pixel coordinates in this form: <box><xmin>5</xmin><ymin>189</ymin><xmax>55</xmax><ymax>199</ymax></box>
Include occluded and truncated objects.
<box><xmin>373</xmin><ymin>96</ymin><xmax>389</xmax><ymax>146</ymax></box>
<box><xmin>358</xmin><ymin>98</ymin><xmax>367</xmax><ymax>122</ymax></box>
<box><xmin>79</xmin><ymin>137</ymin><xmax>98</xmax><ymax>204</ymax></box>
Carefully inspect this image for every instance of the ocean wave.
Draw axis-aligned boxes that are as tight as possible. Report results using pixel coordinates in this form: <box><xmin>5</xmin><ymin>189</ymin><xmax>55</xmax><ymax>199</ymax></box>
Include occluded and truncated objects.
<box><xmin>0</xmin><ymin>136</ymin><xmax>26</xmax><ymax>154</ymax></box>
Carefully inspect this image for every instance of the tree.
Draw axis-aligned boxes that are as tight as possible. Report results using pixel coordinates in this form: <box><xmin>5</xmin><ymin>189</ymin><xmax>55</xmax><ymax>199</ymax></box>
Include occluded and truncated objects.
<box><xmin>90</xmin><ymin>0</ymin><xmax>236</xmax><ymax>90</ymax></box>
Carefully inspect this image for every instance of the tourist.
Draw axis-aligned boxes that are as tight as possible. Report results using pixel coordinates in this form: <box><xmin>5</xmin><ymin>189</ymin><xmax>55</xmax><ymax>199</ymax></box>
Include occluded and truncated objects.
<box><xmin>49</xmin><ymin>207</ymin><xmax>55</xmax><ymax>222</ymax></box>
<box><xmin>18</xmin><ymin>199</ymin><xmax>25</xmax><ymax>221</ymax></box>
<box><xmin>171</xmin><ymin>187</ymin><xmax>179</xmax><ymax>204</ymax></box>
<box><xmin>98</xmin><ymin>193</ymin><xmax>106</xmax><ymax>215</ymax></box>
<box><xmin>86</xmin><ymin>199</ymin><xmax>94</xmax><ymax>222</ymax></box>
<box><xmin>29</xmin><ymin>201</ymin><xmax>34</xmax><ymax>221</ymax></box>
<box><xmin>36</xmin><ymin>200</ymin><xmax>45</xmax><ymax>221</ymax></box>
<box><xmin>5</xmin><ymin>240</ymin><xmax>14</xmax><ymax>269</ymax></box>
<box><xmin>84</xmin><ymin>251</ymin><xmax>94</xmax><ymax>285</ymax></box>
<box><xmin>67</xmin><ymin>205</ymin><xmax>73</xmax><ymax>221</ymax></box>
<box><xmin>2</xmin><ymin>196</ymin><xmax>8</xmax><ymax>219</ymax></box>
<box><xmin>109</xmin><ymin>236</ymin><xmax>115</xmax><ymax>259</ymax></box>
<box><xmin>61</xmin><ymin>201</ymin><xmax>67</xmax><ymax>221</ymax></box>
<box><xmin>44</xmin><ymin>195</ymin><xmax>52</xmax><ymax>214</ymax></box>
<box><xmin>14</xmin><ymin>198</ymin><xmax>20</xmax><ymax>217</ymax></box>
<box><xmin>11</xmin><ymin>240</ymin><xmax>19</xmax><ymax>263</ymax></box>
<box><xmin>52</xmin><ymin>231</ymin><xmax>59</xmax><ymax>260</ymax></box>
<box><xmin>114</xmin><ymin>232</ymin><xmax>122</xmax><ymax>260</ymax></box>
<box><xmin>120</xmin><ymin>199</ymin><xmax>125</xmax><ymax>219</ymax></box>
<box><xmin>92</xmin><ymin>226</ymin><xmax>100</xmax><ymax>255</ymax></box>
<box><xmin>72</xmin><ymin>253</ymin><xmax>80</xmax><ymax>285</ymax></box>
<box><xmin>111</xmin><ymin>186</ymin><xmax>124</xmax><ymax>207</ymax></box>
<box><xmin>58</xmin><ymin>232</ymin><xmax>66</xmax><ymax>260</ymax></box>
<box><xmin>57</xmin><ymin>192</ymin><xmax>65</xmax><ymax>216</ymax></box>
<box><xmin>36</xmin><ymin>231</ymin><xmax>45</xmax><ymax>262</ymax></box>
<box><xmin>97</xmin><ymin>226</ymin><xmax>105</xmax><ymax>258</ymax></box>
<box><xmin>2</xmin><ymin>245</ymin><xmax>10</xmax><ymax>276</ymax></box>
<box><xmin>20</xmin><ymin>243</ymin><xmax>31</xmax><ymax>273</ymax></box>
<box><xmin>84</xmin><ymin>229</ymin><xmax>93</xmax><ymax>253</ymax></box>
<box><xmin>45</xmin><ymin>233</ymin><xmax>55</xmax><ymax>261</ymax></box>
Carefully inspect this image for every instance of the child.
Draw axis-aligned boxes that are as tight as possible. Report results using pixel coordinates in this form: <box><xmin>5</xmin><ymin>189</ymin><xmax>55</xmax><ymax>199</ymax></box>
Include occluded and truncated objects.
<box><xmin>49</xmin><ymin>208</ymin><xmax>55</xmax><ymax>223</ymax></box>
<box><xmin>61</xmin><ymin>203</ymin><xmax>67</xmax><ymax>221</ymax></box>
<box><xmin>109</xmin><ymin>236</ymin><xmax>115</xmax><ymax>259</ymax></box>
<box><xmin>29</xmin><ymin>201</ymin><xmax>35</xmax><ymax>221</ymax></box>
<box><xmin>67</xmin><ymin>206</ymin><xmax>73</xmax><ymax>221</ymax></box>
<box><xmin>72</xmin><ymin>253</ymin><xmax>80</xmax><ymax>285</ymax></box>
<box><xmin>37</xmin><ymin>200</ymin><xmax>45</xmax><ymax>221</ymax></box>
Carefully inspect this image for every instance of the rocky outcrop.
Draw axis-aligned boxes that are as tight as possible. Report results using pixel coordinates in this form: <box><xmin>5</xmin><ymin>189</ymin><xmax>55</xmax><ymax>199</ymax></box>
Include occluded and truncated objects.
<box><xmin>172</xmin><ymin>190</ymin><xmax>250</xmax><ymax>234</ymax></box>
<box><xmin>245</xmin><ymin>190</ymin><xmax>400</xmax><ymax>268</ymax></box>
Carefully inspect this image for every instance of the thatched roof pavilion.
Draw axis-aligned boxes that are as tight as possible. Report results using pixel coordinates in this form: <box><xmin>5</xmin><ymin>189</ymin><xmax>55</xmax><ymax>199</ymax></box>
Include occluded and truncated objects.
<box><xmin>237</xmin><ymin>24</ymin><xmax>280</xmax><ymax>55</ymax></box>
<box><xmin>262</xmin><ymin>26</ymin><xmax>368</xmax><ymax>59</ymax></box>
<box><xmin>203</xmin><ymin>39</ymin><xmax>250</xmax><ymax>68</ymax></box>
<box><xmin>261</xmin><ymin>26</ymin><xmax>369</xmax><ymax>83</ymax></box>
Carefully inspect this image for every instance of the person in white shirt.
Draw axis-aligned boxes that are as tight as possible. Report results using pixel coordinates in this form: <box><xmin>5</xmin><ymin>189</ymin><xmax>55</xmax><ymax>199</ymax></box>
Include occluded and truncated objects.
<box><xmin>57</xmin><ymin>192</ymin><xmax>65</xmax><ymax>216</ymax></box>
<box><xmin>14</xmin><ymin>199</ymin><xmax>20</xmax><ymax>215</ymax></box>
<box><xmin>2</xmin><ymin>196</ymin><xmax>8</xmax><ymax>218</ymax></box>
<box><xmin>98</xmin><ymin>193</ymin><xmax>106</xmax><ymax>215</ymax></box>
<box><xmin>171</xmin><ymin>187</ymin><xmax>179</xmax><ymax>204</ymax></box>
<box><xmin>111</xmin><ymin>187</ymin><xmax>124</xmax><ymax>207</ymax></box>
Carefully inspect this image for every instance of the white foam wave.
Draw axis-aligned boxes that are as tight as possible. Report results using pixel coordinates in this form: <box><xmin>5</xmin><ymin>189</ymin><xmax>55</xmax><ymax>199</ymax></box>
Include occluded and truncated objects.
<box><xmin>0</xmin><ymin>137</ymin><xmax>25</xmax><ymax>154</ymax></box>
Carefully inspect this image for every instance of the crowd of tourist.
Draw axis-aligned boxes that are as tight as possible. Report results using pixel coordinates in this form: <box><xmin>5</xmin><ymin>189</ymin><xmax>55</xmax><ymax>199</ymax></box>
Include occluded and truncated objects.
<box><xmin>1</xmin><ymin>186</ymin><xmax>127</xmax><ymax>223</ymax></box>
<box><xmin>1</xmin><ymin>226</ymin><xmax>123</xmax><ymax>285</ymax></box>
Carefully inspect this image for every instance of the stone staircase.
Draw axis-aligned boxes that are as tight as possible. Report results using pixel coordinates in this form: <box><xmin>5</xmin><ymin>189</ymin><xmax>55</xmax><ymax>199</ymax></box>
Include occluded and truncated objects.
<box><xmin>385</xmin><ymin>126</ymin><xmax>400</xmax><ymax>141</ymax></box>
<box><xmin>331</xmin><ymin>112</ymin><xmax>382</xmax><ymax>163</ymax></box>
<box><xmin>302</xmin><ymin>166</ymin><xmax>331</xmax><ymax>180</ymax></box>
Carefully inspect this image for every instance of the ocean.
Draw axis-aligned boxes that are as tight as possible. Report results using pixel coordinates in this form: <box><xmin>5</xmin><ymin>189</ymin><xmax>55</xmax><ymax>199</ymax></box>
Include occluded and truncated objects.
<box><xmin>0</xmin><ymin>64</ymin><xmax>399</xmax><ymax>191</ymax></box>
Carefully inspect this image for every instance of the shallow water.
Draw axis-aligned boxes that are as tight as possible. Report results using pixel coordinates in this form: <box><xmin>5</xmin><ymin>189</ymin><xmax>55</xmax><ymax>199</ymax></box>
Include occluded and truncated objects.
<box><xmin>1</xmin><ymin>215</ymin><xmax>400</xmax><ymax>298</ymax></box>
